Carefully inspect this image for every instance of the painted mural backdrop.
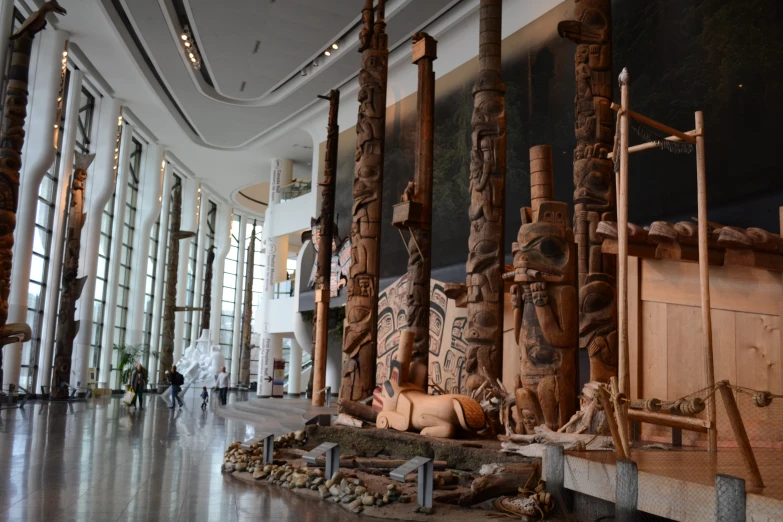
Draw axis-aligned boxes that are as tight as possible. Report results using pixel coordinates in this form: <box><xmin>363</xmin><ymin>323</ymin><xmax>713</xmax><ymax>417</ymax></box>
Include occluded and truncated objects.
<box><xmin>327</xmin><ymin>0</ymin><xmax>782</xmax><ymax>285</ymax></box>
<box><xmin>375</xmin><ymin>275</ymin><xmax>468</xmax><ymax>394</ymax></box>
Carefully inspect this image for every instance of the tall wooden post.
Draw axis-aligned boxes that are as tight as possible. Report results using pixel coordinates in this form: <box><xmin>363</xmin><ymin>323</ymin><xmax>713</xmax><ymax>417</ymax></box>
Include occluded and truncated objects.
<box><xmin>50</xmin><ymin>153</ymin><xmax>93</xmax><ymax>398</ymax></box>
<box><xmin>464</xmin><ymin>0</ymin><xmax>506</xmax><ymax>393</ymax></box>
<box><xmin>617</xmin><ymin>70</ymin><xmax>631</xmax><ymax>441</ymax></box>
<box><xmin>312</xmin><ymin>90</ymin><xmax>340</xmax><ymax>406</ymax></box>
<box><xmin>239</xmin><ymin>221</ymin><xmax>255</xmax><ymax>385</ymax></box>
<box><xmin>392</xmin><ymin>33</ymin><xmax>437</xmax><ymax>389</ymax></box>
<box><xmin>558</xmin><ymin>0</ymin><xmax>618</xmax><ymax>384</ymax></box>
<box><xmin>341</xmin><ymin>0</ymin><xmax>388</xmax><ymax>402</ymax></box>
<box><xmin>200</xmin><ymin>246</ymin><xmax>215</xmax><ymax>332</ymax></box>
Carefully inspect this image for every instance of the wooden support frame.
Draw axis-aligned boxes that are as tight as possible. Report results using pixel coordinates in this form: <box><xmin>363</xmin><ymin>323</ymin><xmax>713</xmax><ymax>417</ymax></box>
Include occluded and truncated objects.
<box><xmin>613</xmin><ymin>70</ymin><xmax>717</xmax><ymax>452</ymax></box>
<box><xmin>717</xmin><ymin>382</ymin><xmax>763</xmax><ymax>488</ymax></box>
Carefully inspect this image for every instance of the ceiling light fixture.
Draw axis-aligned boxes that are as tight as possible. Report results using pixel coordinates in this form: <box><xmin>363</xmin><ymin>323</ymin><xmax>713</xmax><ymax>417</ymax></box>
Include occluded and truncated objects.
<box><xmin>180</xmin><ymin>25</ymin><xmax>201</xmax><ymax>71</ymax></box>
<box><xmin>301</xmin><ymin>69</ymin><xmax>307</xmax><ymax>76</ymax></box>
<box><xmin>312</xmin><ymin>59</ymin><xmax>318</xmax><ymax>67</ymax></box>
<box><xmin>332</xmin><ymin>43</ymin><xmax>339</xmax><ymax>50</ymax></box>
<box><xmin>324</xmin><ymin>50</ymin><xmax>331</xmax><ymax>56</ymax></box>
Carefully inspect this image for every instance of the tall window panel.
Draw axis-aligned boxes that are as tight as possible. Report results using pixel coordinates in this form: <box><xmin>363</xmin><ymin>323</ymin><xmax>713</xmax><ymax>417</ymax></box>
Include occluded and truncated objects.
<box><xmin>143</xmin><ymin>217</ymin><xmax>160</xmax><ymax>350</ymax></box>
<box><xmin>113</xmin><ymin>137</ymin><xmax>142</xmax><ymax>353</ymax></box>
<box><xmin>219</xmin><ymin>215</ymin><xmax>241</xmax><ymax>364</ymax></box>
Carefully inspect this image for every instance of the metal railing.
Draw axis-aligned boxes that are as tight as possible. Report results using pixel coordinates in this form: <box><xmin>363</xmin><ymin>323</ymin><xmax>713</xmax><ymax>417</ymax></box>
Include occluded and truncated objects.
<box><xmin>279</xmin><ymin>179</ymin><xmax>312</xmax><ymax>202</ymax></box>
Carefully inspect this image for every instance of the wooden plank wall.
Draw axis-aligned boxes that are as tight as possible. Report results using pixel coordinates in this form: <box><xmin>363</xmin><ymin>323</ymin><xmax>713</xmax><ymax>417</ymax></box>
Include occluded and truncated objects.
<box><xmin>631</xmin><ymin>258</ymin><xmax>783</xmax><ymax>446</ymax></box>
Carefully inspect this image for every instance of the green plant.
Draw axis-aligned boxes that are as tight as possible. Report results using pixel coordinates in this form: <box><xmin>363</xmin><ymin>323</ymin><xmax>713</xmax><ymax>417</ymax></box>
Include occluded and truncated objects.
<box><xmin>113</xmin><ymin>344</ymin><xmax>150</xmax><ymax>385</ymax></box>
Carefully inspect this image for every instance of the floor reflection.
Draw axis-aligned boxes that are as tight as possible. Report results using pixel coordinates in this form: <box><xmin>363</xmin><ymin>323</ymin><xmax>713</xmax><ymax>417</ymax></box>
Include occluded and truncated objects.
<box><xmin>0</xmin><ymin>390</ymin><xmax>360</xmax><ymax>521</ymax></box>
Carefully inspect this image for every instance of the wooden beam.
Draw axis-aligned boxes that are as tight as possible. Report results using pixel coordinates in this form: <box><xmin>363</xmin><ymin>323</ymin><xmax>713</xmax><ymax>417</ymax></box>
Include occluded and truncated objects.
<box><xmin>608</xmin><ymin>130</ymin><xmax>699</xmax><ymax>158</ymax></box>
<box><xmin>611</xmin><ymin>103</ymin><xmax>697</xmax><ymax>144</ymax></box>
<box><xmin>717</xmin><ymin>382</ymin><xmax>764</xmax><ymax>488</ymax></box>
<box><xmin>627</xmin><ymin>408</ymin><xmax>710</xmax><ymax>433</ymax></box>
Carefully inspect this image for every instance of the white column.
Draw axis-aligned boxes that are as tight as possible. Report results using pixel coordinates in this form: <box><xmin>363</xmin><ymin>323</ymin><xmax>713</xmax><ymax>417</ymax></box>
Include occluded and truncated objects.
<box><xmin>126</xmin><ymin>144</ymin><xmax>164</xmax><ymax>347</ymax></box>
<box><xmin>189</xmin><ymin>190</ymin><xmax>208</xmax><ymax>343</ymax></box>
<box><xmin>74</xmin><ymin>98</ymin><xmax>122</xmax><ymax>389</ymax></box>
<box><xmin>229</xmin><ymin>216</ymin><xmax>245</xmax><ymax>386</ymax></box>
<box><xmin>149</xmin><ymin>161</ymin><xmax>172</xmax><ymax>380</ymax></box>
<box><xmin>38</xmin><ymin>70</ymin><xmax>83</xmax><ymax>390</ymax></box>
<box><xmin>325</xmin><ymin>341</ymin><xmax>341</xmax><ymax>392</ymax></box>
<box><xmin>5</xmin><ymin>29</ymin><xmax>67</xmax><ymax>392</ymax></box>
<box><xmin>288</xmin><ymin>338</ymin><xmax>302</xmax><ymax>396</ymax></box>
<box><xmin>258</xmin><ymin>158</ymin><xmax>292</xmax><ymax>398</ymax></box>
<box><xmin>210</xmin><ymin>204</ymin><xmax>231</xmax><ymax>346</ymax></box>
<box><xmin>97</xmin><ymin>122</ymin><xmax>133</xmax><ymax>387</ymax></box>
<box><xmin>0</xmin><ymin>1</ymin><xmax>15</xmax><ymax>82</ymax></box>
<box><xmin>174</xmin><ymin>178</ymin><xmax>197</xmax><ymax>362</ymax></box>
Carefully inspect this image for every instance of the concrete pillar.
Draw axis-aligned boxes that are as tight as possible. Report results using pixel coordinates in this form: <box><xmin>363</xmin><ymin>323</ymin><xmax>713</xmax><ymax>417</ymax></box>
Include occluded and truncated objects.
<box><xmin>210</xmin><ymin>204</ymin><xmax>231</xmax><ymax>346</ymax></box>
<box><xmin>74</xmin><ymin>98</ymin><xmax>123</xmax><ymax>388</ymax></box>
<box><xmin>0</xmin><ymin>1</ymin><xmax>15</xmax><ymax>84</ymax></box>
<box><xmin>288</xmin><ymin>338</ymin><xmax>302</xmax><ymax>396</ymax></box>
<box><xmin>97</xmin><ymin>122</ymin><xmax>133</xmax><ymax>387</ymax></box>
<box><xmin>5</xmin><ymin>29</ymin><xmax>68</xmax><ymax>392</ymax></box>
<box><xmin>190</xmin><ymin>188</ymin><xmax>208</xmax><ymax>343</ymax></box>
<box><xmin>229</xmin><ymin>216</ymin><xmax>246</xmax><ymax>386</ymax></box>
<box><xmin>38</xmin><ymin>70</ymin><xmax>83</xmax><ymax>391</ymax></box>
<box><xmin>149</xmin><ymin>161</ymin><xmax>172</xmax><ymax>381</ymax></box>
<box><xmin>126</xmin><ymin>144</ymin><xmax>164</xmax><ymax>348</ymax></box>
<box><xmin>174</xmin><ymin>178</ymin><xmax>197</xmax><ymax>362</ymax></box>
<box><xmin>258</xmin><ymin>158</ymin><xmax>292</xmax><ymax>398</ymax></box>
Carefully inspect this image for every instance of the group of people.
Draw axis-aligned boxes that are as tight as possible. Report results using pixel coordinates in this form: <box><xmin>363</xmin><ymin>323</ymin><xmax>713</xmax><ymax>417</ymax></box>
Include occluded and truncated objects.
<box><xmin>124</xmin><ymin>364</ymin><xmax>231</xmax><ymax>410</ymax></box>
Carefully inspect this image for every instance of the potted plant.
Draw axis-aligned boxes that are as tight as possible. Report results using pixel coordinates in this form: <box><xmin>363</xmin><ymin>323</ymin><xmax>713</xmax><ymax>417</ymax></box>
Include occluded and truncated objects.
<box><xmin>113</xmin><ymin>343</ymin><xmax>150</xmax><ymax>388</ymax></box>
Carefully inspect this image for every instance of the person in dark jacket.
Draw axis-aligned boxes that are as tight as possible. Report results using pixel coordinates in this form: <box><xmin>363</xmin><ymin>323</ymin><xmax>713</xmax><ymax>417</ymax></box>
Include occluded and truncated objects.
<box><xmin>168</xmin><ymin>365</ymin><xmax>184</xmax><ymax>409</ymax></box>
<box><xmin>130</xmin><ymin>364</ymin><xmax>147</xmax><ymax>410</ymax></box>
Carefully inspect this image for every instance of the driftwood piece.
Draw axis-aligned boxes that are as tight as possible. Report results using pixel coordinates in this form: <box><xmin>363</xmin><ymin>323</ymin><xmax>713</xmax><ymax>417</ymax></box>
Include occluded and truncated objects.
<box><xmin>340</xmin><ymin>399</ymin><xmax>378</xmax><ymax>423</ymax></box>
<box><xmin>463</xmin><ymin>0</ymin><xmax>506</xmax><ymax>395</ymax></box>
<box><xmin>309</xmin><ymin>456</ymin><xmax>448</xmax><ymax>471</ymax></box>
<box><xmin>239</xmin><ymin>221</ymin><xmax>255</xmax><ymax>385</ymax></box>
<box><xmin>312</xmin><ymin>90</ymin><xmax>339</xmax><ymax>407</ymax></box>
<box><xmin>341</xmin><ymin>0</ymin><xmax>388</xmax><ymax>402</ymax></box>
<box><xmin>512</xmin><ymin>146</ymin><xmax>577</xmax><ymax>432</ymax></box>
<box><xmin>335</xmin><ymin>413</ymin><xmax>363</xmax><ymax>428</ymax></box>
<box><xmin>459</xmin><ymin>463</ymin><xmax>539</xmax><ymax>507</ymax></box>
<box><xmin>50</xmin><ymin>153</ymin><xmax>93</xmax><ymax>397</ymax></box>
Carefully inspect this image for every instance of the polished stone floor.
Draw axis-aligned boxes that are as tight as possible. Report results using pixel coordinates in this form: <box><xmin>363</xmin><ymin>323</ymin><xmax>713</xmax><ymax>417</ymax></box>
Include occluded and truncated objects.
<box><xmin>0</xmin><ymin>389</ymin><xmax>360</xmax><ymax>521</ymax></box>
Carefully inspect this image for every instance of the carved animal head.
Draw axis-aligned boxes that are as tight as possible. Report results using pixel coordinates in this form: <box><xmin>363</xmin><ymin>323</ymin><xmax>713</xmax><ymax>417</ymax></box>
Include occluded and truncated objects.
<box><xmin>579</xmin><ymin>273</ymin><xmax>617</xmax><ymax>369</ymax></box>
<box><xmin>573</xmin><ymin>156</ymin><xmax>613</xmax><ymax>211</ymax></box>
<box><xmin>557</xmin><ymin>0</ymin><xmax>609</xmax><ymax>45</ymax></box>
<box><xmin>513</xmin><ymin>201</ymin><xmax>575</xmax><ymax>284</ymax></box>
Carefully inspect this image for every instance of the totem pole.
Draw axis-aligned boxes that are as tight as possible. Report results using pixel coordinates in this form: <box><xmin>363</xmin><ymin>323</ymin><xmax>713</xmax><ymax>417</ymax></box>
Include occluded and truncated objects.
<box><xmin>160</xmin><ymin>184</ymin><xmax>195</xmax><ymax>384</ymax></box>
<box><xmin>0</xmin><ymin>1</ymin><xmax>66</xmax><ymax>389</ymax></box>
<box><xmin>50</xmin><ymin>153</ymin><xmax>93</xmax><ymax>398</ymax></box>
<box><xmin>341</xmin><ymin>0</ymin><xmax>388</xmax><ymax>402</ymax></box>
<box><xmin>238</xmin><ymin>221</ymin><xmax>255</xmax><ymax>385</ymax></box>
<box><xmin>200</xmin><ymin>246</ymin><xmax>215</xmax><ymax>332</ymax></box>
<box><xmin>558</xmin><ymin>0</ymin><xmax>617</xmax><ymax>383</ymax></box>
<box><xmin>391</xmin><ymin>33</ymin><xmax>437</xmax><ymax>390</ymax></box>
<box><xmin>464</xmin><ymin>0</ymin><xmax>506</xmax><ymax>394</ymax></box>
<box><xmin>312</xmin><ymin>90</ymin><xmax>340</xmax><ymax>406</ymax></box>
<box><xmin>511</xmin><ymin>146</ymin><xmax>577</xmax><ymax>432</ymax></box>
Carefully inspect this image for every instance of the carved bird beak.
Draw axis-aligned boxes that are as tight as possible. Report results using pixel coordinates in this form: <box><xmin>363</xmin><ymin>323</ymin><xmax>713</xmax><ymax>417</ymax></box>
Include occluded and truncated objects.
<box><xmin>50</xmin><ymin>1</ymin><xmax>67</xmax><ymax>15</ymax></box>
<box><xmin>557</xmin><ymin>20</ymin><xmax>602</xmax><ymax>44</ymax></box>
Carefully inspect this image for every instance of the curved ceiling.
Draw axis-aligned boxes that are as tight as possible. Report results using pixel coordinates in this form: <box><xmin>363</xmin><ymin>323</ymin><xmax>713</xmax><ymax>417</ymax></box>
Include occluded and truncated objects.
<box><xmin>115</xmin><ymin>0</ymin><xmax>459</xmax><ymax>149</ymax></box>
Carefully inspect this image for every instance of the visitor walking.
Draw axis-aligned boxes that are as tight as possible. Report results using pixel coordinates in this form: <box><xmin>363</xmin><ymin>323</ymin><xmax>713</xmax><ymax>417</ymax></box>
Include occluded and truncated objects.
<box><xmin>130</xmin><ymin>363</ymin><xmax>147</xmax><ymax>410</ymax></box>
<box><xmin>200</xmin><ymin>386</ymin><xmax>209</xmax><ymax>409</ymax></box>
<box><xmin>216</xmin><ymin>367</ymin><xmax>229</xmax><ymax>406</ymax></box>
<box><xmin>168</xmin><ymin>365</ymin><xmax>184</xmax><ymax>409</ymax></box>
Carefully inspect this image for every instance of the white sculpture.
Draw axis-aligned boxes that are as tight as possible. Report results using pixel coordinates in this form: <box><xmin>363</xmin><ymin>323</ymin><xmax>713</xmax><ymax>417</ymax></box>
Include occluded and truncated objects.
<box><xmin>175</xmin><ymin>330</ymin><xmax>224</xmax><ymax>386</ymax></box>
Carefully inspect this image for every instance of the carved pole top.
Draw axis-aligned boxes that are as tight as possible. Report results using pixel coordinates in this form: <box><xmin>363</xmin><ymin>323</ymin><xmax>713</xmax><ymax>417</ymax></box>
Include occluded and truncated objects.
<box><xmin>618</xmin><ymin>67</ymin><xmax>630</xmax><ymax>86</ymax></box>
<box><xmin>411</xmin><ymin>32</ymin><xmax>437</xmax><ymax>64</ymax></box>
<box><xmin>11</xmin><ymin>0</ymin><xmax>66</xmax><ymax>40</ymax></box>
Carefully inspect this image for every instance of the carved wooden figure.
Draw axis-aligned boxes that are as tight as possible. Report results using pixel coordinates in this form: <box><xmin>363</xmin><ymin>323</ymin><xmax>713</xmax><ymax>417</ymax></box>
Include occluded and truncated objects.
<box><xmin>0</xmin><ymin>1</ymin><xmax>64</xmax><ymax>387</ymax></box>
<box><xmin>558</xmin><ymin>0</ymin><xmax>617</xmax><ymax>383</ymax></box>
<box><xmin>391</xmin><ymin>33</ymin><xmax>437</xmax><ymax>391</ymax></box>
<box><xmin>511</xmin><ymin>146</ymin><xmax>577</xmax><ymax>432</ymax></box>
<box><xmin>464</xmin><ymin>0</ymin><xmax>506</xmax><ymax>395</ymax></box>
<box><xmin>200</xmin><ymin>246</ymin><xmax>215</xmax><ymax>332</ymax></box>
<box><xmin>312</xmin><ymin>90</ymin><xmax>340</xmax><ymax>406</ymax></box>
<box><xmin>239</xmin><ymin>221</ymin><xmax>255</xmax><ymax>385</ymax></box>
<box><xmin>50</xmin><ymin>153</ymin><xmax>93</xmax><ymax>398</ymax></box>
<box><xmin>341</xmin><ymin>0</ymin><xmax>388</xmax><ymax>402</ymax></box>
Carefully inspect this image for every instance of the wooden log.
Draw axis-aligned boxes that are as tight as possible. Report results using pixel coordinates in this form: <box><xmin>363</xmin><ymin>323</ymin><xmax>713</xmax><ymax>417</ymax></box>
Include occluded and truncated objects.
<box><xmin>695</xmin><ymin>110</ymin><xmax>717</xmax><ymax>453</ymax></box>
<box><xmin>627</xmin><ymin>409</ymin><xmax>710</xmax><ymax>433</ymax></box>
<box><xmin>617</xmin><ymin>70</ymin><xmax>631</xmax><ymax>427</ymax></box>
<box><xmin>459</xmin><ymin>462</ymin><xmax>539</xmax><ymax>507</ymax></box>
<box><xmin>597</xmin><ymin>386</ymin><xmax>627</xmax><ymax>460</ymax></box>
<box><xmin>717</xmin><ymin>382</ymin><xmax>763</xmax><ymax>488</ymax></box>
<box><xmin>339</xmin><ymin>400</ymin><xmax>378</xmax><ymax>423</ymax></box>
<box><xmin>310</xmin><ymin>457</ymin><xmax>448</xmax><ymax>471</ymax></box>
<box><xmin>608</xmin><ymin>130</ymin><xmax>699</xmax><ymax>158</ymax></box>
<box><xmin>610</xmin><ymin>103</ymin><xmax>697</xmax><ymax>144</ymax></box>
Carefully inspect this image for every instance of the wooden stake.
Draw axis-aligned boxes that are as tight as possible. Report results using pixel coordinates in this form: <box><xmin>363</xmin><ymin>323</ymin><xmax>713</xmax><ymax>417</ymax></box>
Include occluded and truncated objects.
<box><xmin>610</xmin><ymin>377</ymin><xmax>631</xmax><ymax>458</ymax></box>
<box><xmin>597</xmin><ymin>385</ymin><xmax>627</xmax><ymax>460</ymax></box>
<box><xmin>617</xmin><ymin>71</ymin><xmax>631</xmax><ymax>410</ymax></box>
<box><xmin>717</xmin><ymin>382</ymin><xmax>763</xmax><ymax>488</ymax></box>
<box><xmin>695</xmin><ymin>111</ymin><xmax>717</xmax><ymax>452</ymax></box>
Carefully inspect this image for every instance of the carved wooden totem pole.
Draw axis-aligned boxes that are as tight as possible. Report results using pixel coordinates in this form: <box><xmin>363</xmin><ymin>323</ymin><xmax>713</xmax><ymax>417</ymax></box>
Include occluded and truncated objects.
<box><xmin>50</xmin><ymin>153</ymin><xmax>93</xmax><ymax>398</ymax></box>
<box><xmin>312</xmin><ymin>90</ymin><xmax>340</xmax><ymax>406</ymax></box>
<box><xmin>200</xmin><ymin>246</ymin><xmax>215</xmax><ymax>332</ymax></box>
<box><xmin>239</xmin><ymin>221</ymin><xmax>255</xmax><ymax>385</ymax></box>
<box><xmin>0</xmin><ymin>1</ymin><xmax>65</xmax><ymax>388</ymax></box>
<box><xmin>341</xmin><ymin>0</ymin><xmax>388</xmax><ymax>402</ymax></box>
<box><xmin>511</xmin><ymin>146</ymin><xmax>577</xmax><ymax>432</ymax></box>
<box><xmin>160</xmin><ymin>184</ymin><xmax>195</xmax><ymax>383</ymax></box>
<box><xmin>464</xmin><ymin>0</ymin><xmax>506</xmax><ymax>394</ymax></box>
<box><xmin>391</xmin><ymin>33</ymin><xmax>437</xmax><ymax>390</ymax></box>
<box><xmin>558</xmin><ymin>0</ymin><xmax>617</xmax><ymax>383</ymax></box>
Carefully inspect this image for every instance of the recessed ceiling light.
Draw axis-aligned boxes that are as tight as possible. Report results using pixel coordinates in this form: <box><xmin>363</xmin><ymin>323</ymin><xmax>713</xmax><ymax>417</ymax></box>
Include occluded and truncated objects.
<box><xmin>181</xmin><ymin>34</ymin><xmax>188</xmax><ymax>41</ymax></box>
<box><xmin>312</xmin><ymin>60</ymin><xmax>318</xmax><ymax>67</ymax></box>
<box><xmin>324</xmin><ymin>50</ymin><xmax>331</xmax><ymax>56</ymax></box>
<box><xmin>332</xmin><ymin>43</ymin><xmax>339</xmax><ymax>50</ymax></box>
<box><xmin>301</xmin><ymin>69</ymin><xmax>307</xmax><ymax>76</ymax></box>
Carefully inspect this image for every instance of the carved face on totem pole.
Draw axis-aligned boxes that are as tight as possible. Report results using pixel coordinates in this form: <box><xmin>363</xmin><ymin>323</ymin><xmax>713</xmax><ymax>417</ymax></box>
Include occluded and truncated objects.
<box><xmin>514</xmin><ymin>202</ymin><xmax>575</xmax><ymax>286</ymax></box>
<box><xmin>579</xmin><ymin>273</ymin><xmax>617</xmax><ymax>382</ymax></box>
<box><xmin>573</xmin><ymin>156</ymin><xmax>613</xmax><ymax>212</ymax></box>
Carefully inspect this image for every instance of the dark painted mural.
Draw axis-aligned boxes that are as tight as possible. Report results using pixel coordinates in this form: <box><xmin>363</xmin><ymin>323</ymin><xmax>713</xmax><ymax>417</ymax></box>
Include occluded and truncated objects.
<box><xmin>327</xmin><ymin>0</ymin><xmax>783</xmax><ymax>282</ymax></box>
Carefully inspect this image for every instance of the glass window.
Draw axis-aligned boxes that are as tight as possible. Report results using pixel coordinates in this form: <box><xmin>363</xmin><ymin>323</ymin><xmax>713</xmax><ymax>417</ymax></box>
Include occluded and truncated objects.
<box><xmin>219</xmin><ymin>214</ymin><xmax>241</xmax><ymax>365</ymax></box>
